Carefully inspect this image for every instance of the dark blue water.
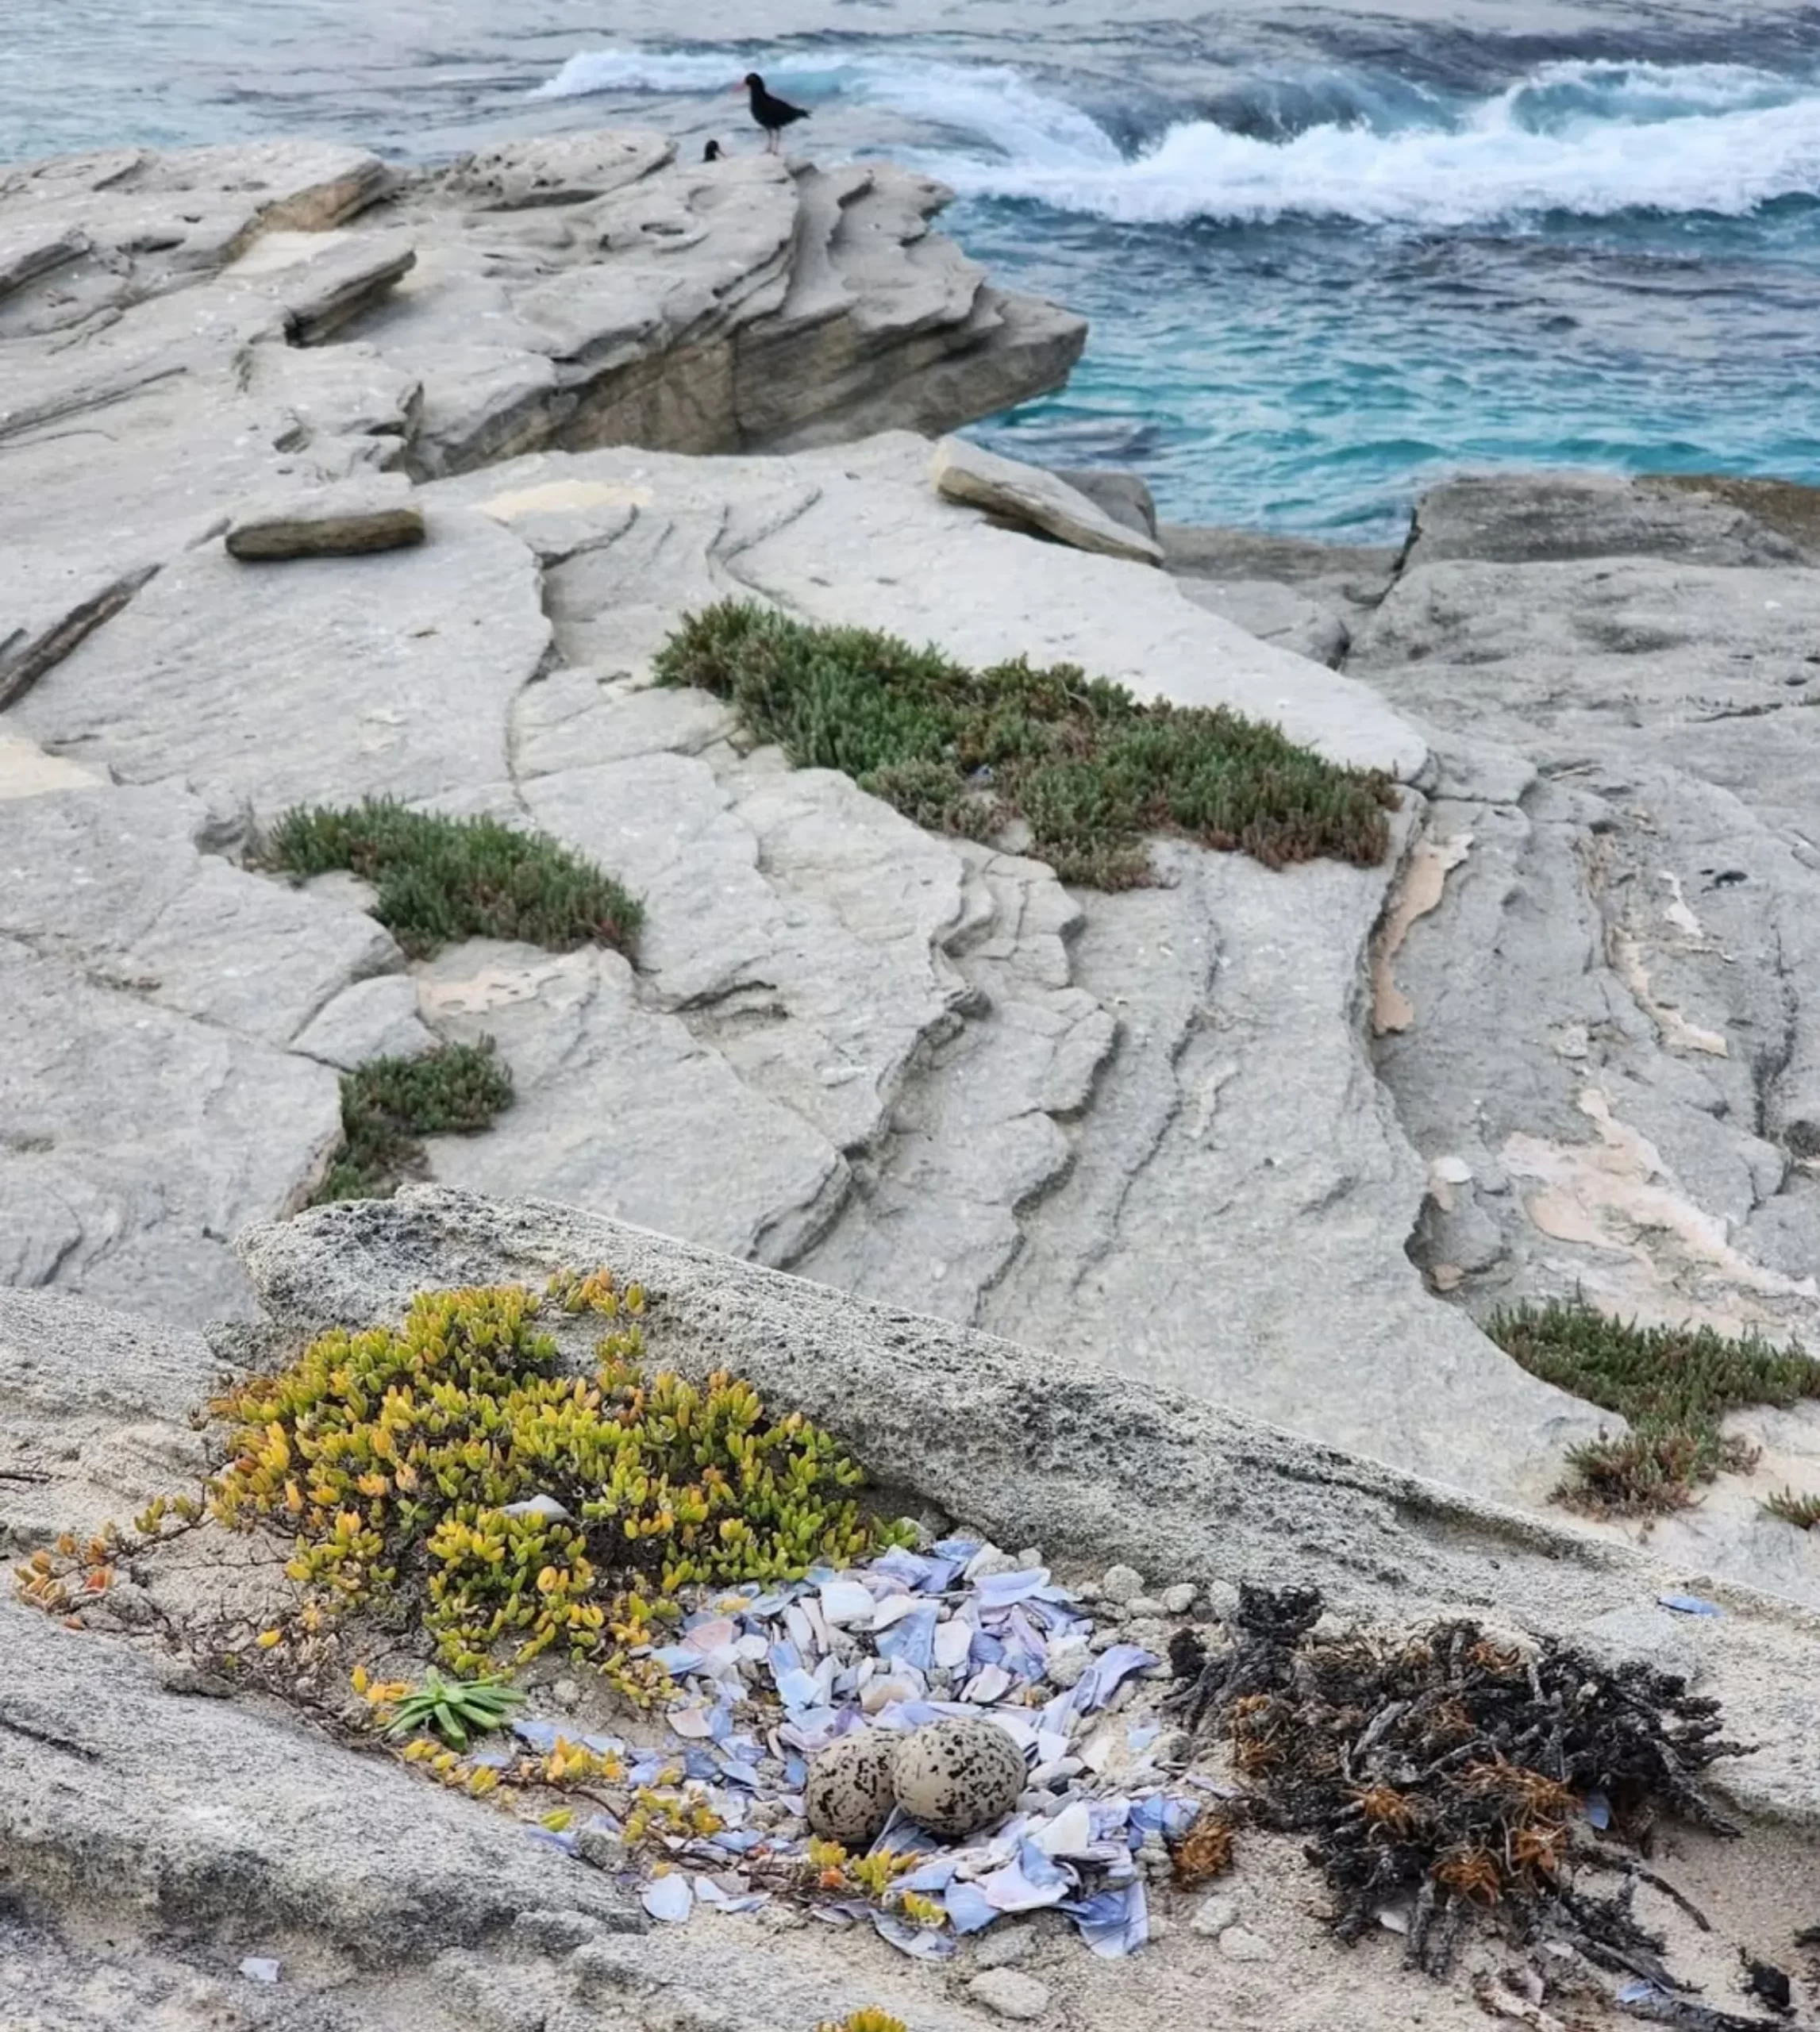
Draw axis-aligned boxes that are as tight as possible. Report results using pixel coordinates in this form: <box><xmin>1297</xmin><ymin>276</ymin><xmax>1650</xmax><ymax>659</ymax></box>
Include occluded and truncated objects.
<box><xmin>6</xmin><ymin>5</ymin><xmax>1819</xmax><ymax>537</ymax></box>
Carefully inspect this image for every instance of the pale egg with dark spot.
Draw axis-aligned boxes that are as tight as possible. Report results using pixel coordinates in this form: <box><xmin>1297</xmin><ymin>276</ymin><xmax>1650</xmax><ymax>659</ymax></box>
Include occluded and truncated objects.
<box><xmin>891</xmin><ymin>1717</ymin><xmax>1025</xmax><ymax>1838</ymax></box>
<box><xmin>804</xmin><ymin>1729</ymin><xmax>896</xmax><ymax>1845</ymax></box>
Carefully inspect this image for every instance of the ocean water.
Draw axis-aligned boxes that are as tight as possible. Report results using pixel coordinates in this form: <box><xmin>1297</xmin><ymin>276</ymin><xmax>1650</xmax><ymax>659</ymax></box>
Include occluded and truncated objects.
<box><xmin>4</xmin><ymin>1</ymin><xmax>1818</xmax><ymax>537</ymax></box>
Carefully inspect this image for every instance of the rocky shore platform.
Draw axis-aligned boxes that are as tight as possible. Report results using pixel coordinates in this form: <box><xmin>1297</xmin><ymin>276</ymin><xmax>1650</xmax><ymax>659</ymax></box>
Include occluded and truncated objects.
<box><xmin>3</xmin><ymin>127</ymin><xmax>1820</xmax><ymax>2030</ymax></box>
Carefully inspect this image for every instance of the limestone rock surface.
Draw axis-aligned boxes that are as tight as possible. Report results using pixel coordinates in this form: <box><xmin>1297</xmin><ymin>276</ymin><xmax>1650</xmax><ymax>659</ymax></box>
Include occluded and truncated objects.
<box><xmin>933</xmin><ymin>435</ymin><xmax>1164</xmax><ymax>564</ymax></box>
<box><xmin>226</xmin><ymin>472</ymin><xmax>427</xmax><ymax>559</ymax></box>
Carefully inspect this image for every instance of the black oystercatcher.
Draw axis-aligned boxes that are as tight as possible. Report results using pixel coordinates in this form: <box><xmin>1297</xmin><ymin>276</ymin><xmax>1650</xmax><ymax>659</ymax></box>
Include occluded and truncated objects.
<box><xmin>703</xmin><ymin>139</ymin><xmax>724</xmax><ymax>162</ymax></box>
<box><xmin>738</xmin><ymin>72</ymin><xmax>809</xmax><ymax>153</ymax></box>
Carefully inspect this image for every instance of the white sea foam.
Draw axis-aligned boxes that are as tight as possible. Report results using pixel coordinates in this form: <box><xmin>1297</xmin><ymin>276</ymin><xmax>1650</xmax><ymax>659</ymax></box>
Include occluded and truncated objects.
<box><xmin>531</xmin><ymin>45</ymin><xmax>1820</xmax><ymax>226</ymax></box>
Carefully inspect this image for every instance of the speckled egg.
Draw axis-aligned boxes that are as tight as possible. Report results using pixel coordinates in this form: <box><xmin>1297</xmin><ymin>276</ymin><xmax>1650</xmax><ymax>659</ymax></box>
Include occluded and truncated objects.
<box><xmin>804</xmin><ymin>1729</ymin><xmax>897</xmax><ymax>1845</ymax></box>
<box><xmin>891</xmin><ymin>1718</ymin><xmax>1025</xmax><ymax>1839</ymax></box>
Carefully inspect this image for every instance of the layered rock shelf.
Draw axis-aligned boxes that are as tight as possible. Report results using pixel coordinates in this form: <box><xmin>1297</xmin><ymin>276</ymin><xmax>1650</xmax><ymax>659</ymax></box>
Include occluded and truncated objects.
<box><xmin>4</xmin><ymin>133</ymin><xmax>1820</xmax><ymax>1605</ymax></box>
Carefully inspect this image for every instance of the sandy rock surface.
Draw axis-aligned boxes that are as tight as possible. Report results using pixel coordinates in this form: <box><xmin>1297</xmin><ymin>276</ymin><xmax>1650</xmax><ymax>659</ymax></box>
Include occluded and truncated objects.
<box><xmin>4</xmin><ymin>1197</ymin><xmax>1818</xmax><ymax>2031</ymax></box>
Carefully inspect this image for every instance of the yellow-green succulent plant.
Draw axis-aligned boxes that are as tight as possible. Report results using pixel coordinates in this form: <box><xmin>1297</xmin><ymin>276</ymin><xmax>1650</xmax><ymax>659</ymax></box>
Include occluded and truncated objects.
<box><xmin>180</xmin><ymin>1271</ymin><xmax>906</xmax><ymax>1701</ymax></box>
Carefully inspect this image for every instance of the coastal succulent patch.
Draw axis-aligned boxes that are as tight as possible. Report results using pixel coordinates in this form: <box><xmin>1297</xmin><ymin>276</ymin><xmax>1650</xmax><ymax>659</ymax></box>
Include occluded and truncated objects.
<box><xmin>813</xmin><ymin>2015</ymin><xmax>907</xmax><ymax>2032</ymax></box>
<box><xmin>311</xmin><ymin>1040</ymin><xmax>514</xmax><ymax>1203</ymax></box>
<box><xmin>1764</xmin><ymin>1487</ymin><xmax>1820</xmax><ymax>1530</ymax></box>
<box><xmin>1486</xmin><ymin>1295</ymin><xmax>1820</xmax><ymax>1516</ymax></box>
<box><xmin>380</xmin><ymin>1664</ymin><xmax>525</xmax><ymax>1749</ymax></box>
<box><xmin>181</xmin><ymin>1273</ymin><xmax>904</xmax><ymax>1700</ymax></box>
<box><xmin>257</xmin><ymin>795</ymin><xmax>642</xmax><ymax>959</ymax></box>
<box><xmin>1169</xmin><ymin>1584</ymin><xmax>1748</xmax><ymax>1978</ymax></box>
<box><xmin>652</xmin><ymin>598</ymin><xmax>1397</xmax><ymax>884</ymax></box>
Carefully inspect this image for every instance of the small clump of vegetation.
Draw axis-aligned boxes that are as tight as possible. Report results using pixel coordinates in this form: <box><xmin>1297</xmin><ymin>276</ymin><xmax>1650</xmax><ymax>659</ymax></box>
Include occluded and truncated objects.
<box><xmin>814</xmin><ymin>2014</ymin><xmax>909</xmax><ymax>2032</ymax></box>
<box><xmin>1765</xmin><ymin>1487</ymin><xmax>1820</xmax><ymax>1530</ymax></box>
<box><xmin>1487</xmin><ymin>1295</ymin><xmax>1820</xmax><ymax>1517</ymax></box>
<box><xmin>651</xmin><ymin>598</ymin><xmax>1398</xmax><ymax>885</ymax></box>
<box><xmin>258</xmin><ymin>796</ymin><xmax>642</xmax><ymax>960</ymax></box>
<box><xmin>150</xmin><ymin>1272</ymin><xmax>906</xmax><ymax>1703</ymax></box>
<box><xmin>312</xmin><ymin>1041</ymin><xmax>514</xmax><ymax>1204</ymax></box>
<box><xmin>379</xmin><ymin>1665</ymin><xmax>525</xmax><ymax>1749</ymax></box>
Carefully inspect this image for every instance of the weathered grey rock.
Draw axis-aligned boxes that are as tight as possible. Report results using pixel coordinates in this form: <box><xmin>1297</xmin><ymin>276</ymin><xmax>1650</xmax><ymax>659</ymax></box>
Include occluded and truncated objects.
<box><xmin>1176</xmin><ymin>575</ymin><xmax>1350</xmax><ymax>668</ymax></box>
<box><xmin>0</xmin><ymin>554</ymin><xmax>160</xmax><ymax>711</ymax></box>
<box><xmin>0</xmin><ymin>1285</ymin><xmax>217</xmax><ymax>1553</ymax></box>
<box><xmin>17</xmin><ymin>504</ymin><xmax>547</xmax><ymax>813</ymax></box>
<box><xmin>0</xmin><ymin>133</ymin><xmax>1081</xmax><ymax>590</ymax></box>
<box><xmin>1404</xmin><ymin>469</ymin><xmax>1810</xmax><ymax>569</ymax></box>
<box><xmin>967</xmin><ymin>1968</ymin><xmax>1051</xmax><ymax>2020</ymax></box>
<box><xmin>1220</xmin><ymin>1925</ymin><xmax>1274</xmax><ymax>1963</ymax></box>
<box><xmin>291</xmin><ymin>973</ymin><xmax>438</xmax><ymax>1069</ymax></box>
<box><xmin>1343</xmin><ymin>471</ymin><xmax>1820</xmax><ymax>1595</ymax></box>
<box><xmin>1158</xmin><ymin>521</ymin><xmax>1400</xmax><ymax>602</ymax></box>
<box><xmin>1049</xmin><ymin>465</ymin><xmax>1159</xmax><ymax>541</ymax></box>
<box><xmin>0</xmin><ymin>1591</ymin><xmax>644</xmax><ymax>1953</ymax></box>
<box><xmin>416</xmin><ymin>941</ymin><xmax>848</xmax><ymax>1267</ymax></box>
<box><xmin>1191</xmin><ymin>1894</ymin><xmax>1241</xmax><ymax>1938</ymax></box>
<box><xmin>933</xmin><ymin>435</ymin><xmax>1164</xmax><ymax>565</ymax></box>
<box><xmin>226</xmin><ymin>472</ymin><xmax>427</xmax><ymax>560</ymax></box>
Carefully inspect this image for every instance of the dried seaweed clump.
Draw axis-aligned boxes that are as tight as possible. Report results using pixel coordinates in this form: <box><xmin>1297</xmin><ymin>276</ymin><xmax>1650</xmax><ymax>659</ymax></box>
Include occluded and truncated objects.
<box><xmin>150</xmin><ymin>1274</ymin><xmax>905</xmax><ymax>1702</ymax></box>
<box><xmin>1171</xmin><ymin>1584</ymin><xmax>1748</xmax><ymax>1980</ymax></box>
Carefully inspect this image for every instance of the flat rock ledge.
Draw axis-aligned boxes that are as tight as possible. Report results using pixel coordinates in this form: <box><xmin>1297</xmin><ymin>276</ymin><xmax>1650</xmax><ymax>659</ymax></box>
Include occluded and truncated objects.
<box><xmin>0</xmin><ymin>131</ymin><xmax>1084</xmax><ymax>584</ymax></box>
<box><xmin>2</xmin><ymin>1192</ymin><xmax>1817</xmax><ymax>2032</ymax></box>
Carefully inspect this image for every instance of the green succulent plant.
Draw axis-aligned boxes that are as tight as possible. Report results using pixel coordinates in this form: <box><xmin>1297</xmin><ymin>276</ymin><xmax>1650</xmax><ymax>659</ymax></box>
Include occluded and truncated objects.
<box><xmin>385</xmin><ymin>1666</ymin><xmax>525</xmax><ymax>1749</ymax></box>
<box><xmin>256</xmin><ymin>796</ymin><xmax>642</xmax><ymax>960</ymax></box>
<box><xmin>190</xmin><ymin>1272</ymin><xmax>909</xmax><ymax>1703</ymax></box>
<box><xmin>651</xmin><ymin>598</ymin><xmax>1398</xmax><ymax>885</ymax></box>
<box><xmin>1487</xmin><ymin>1295</ymin><xmax>1820</xmax><ymax>1516</ymax></box>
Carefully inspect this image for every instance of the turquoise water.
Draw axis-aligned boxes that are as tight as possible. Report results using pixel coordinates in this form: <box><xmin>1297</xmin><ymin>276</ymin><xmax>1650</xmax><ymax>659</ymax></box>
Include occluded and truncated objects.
<box><xmin>5</xmin><ymin>5</ymin><xmax>1819</xmax><ymax>536</ymax></box>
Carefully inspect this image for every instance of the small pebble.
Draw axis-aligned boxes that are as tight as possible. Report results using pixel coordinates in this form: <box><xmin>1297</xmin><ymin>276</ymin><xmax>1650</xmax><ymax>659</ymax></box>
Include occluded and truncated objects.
<box><xmin>973</xmin><ymin>1924</ymin><xmax>1038</xmax><ymax>1971</ymax></box>
<box><xmin>1044</xmin><ymin>1638</ymin><xmax>1091</xmax><ymax>1688</ymax></box>
<box><xmin>1029</xmin><ymin>1754</ymin><xmax>1084</xmax><ymax>1789</ymax></box>
<box><xmin>238</xmin><ymin>1958</ymin><xmax>281</xmax><ymax>1985</ymax></box>
<box><xmin>1191</xmin><ymin>1895</ymin><xmax>1239</xmax><ymax>1939</ymax></box>
<box><xmin>152</xmin><ymin>1653</ymin><xmax>233</xmax><ymax>1698</ymax></box>
<box><xmin>1015</xmin><ymin>1546</ymin><xmax>1044</xmax><ymax>1568</ymax></box>
<box><xmin>1101</xmin><ymin>1564</ymin><xmax>1145</xmax><ymax>1605</ymax></box>
<box><xmin>968</xmin><ymin>1969</ymin><xmax>1051</xmax><ymax>2022</ymax></box>
<box><xmin>1087</xmin><ymin>1626</ymin><xmax>1123</xmax><ymax>1653</ymax></box>
<box><xmin>1125</xmin><ymin>1595</ymin><xmax>1167</xmax><ymax>1619</ymax></box>
<box><xmin>550</xmin><ymin>1678</ymin><xmax>582</xmax><ymax>1710</ymax></box>
<box><xmin>575</xmin><ymin>1826</ymin><xmax>625</xmax><ymax>1872</ymax></box>
<box><xmin>1073</xmin><ymin>1581</ymin><xmax>1104</xmax><ymax>1604</ymax></box>
<box><xmin>1160</xmin><ymin>1583</ymin><xmax>1197</xmax><ymax>1615</ymax></box>
<box><xmin>1150</xmin><ymin>1729</ymin><xmax>1191</xmax><ymax>1768</ymax></box>
<box><xmin>1220</xmin><ymin>1925</ymin><xmax>1273</xmax><ymax>1964</ymax></box>
<box><xmin>966</xmin><ymin>1545</ymin><xmax>1023</xmax><ymax>1581</ymax></box>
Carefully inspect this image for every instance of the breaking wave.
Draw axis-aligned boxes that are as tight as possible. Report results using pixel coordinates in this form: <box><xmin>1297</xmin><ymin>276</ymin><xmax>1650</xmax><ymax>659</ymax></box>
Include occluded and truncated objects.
<box><xmin>533</xmin><ymin>47</ymin><xmax>1820</xmax><ymax>226</ymax></box>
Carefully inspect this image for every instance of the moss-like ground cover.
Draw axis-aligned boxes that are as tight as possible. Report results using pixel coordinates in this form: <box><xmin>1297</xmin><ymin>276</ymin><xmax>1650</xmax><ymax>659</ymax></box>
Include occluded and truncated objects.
<box><xmin>1487</xmin><ymin>1295</ymin><xmax>1820</xmax><ymax>1516</ymax></box>
<box><xmin>260</xmin><ymin>796</ymin><xmax>641</xmax><ymax>959</ymax></box>
<box><xmin>652</xmin><ymin>599</ymin><xmax>1397</xmax><ymax>885</ymax></box>
<box><xmin>311</xmin><ymin>1041</ymin><xmax>513</xmax><ymax>1205</ymax></box>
